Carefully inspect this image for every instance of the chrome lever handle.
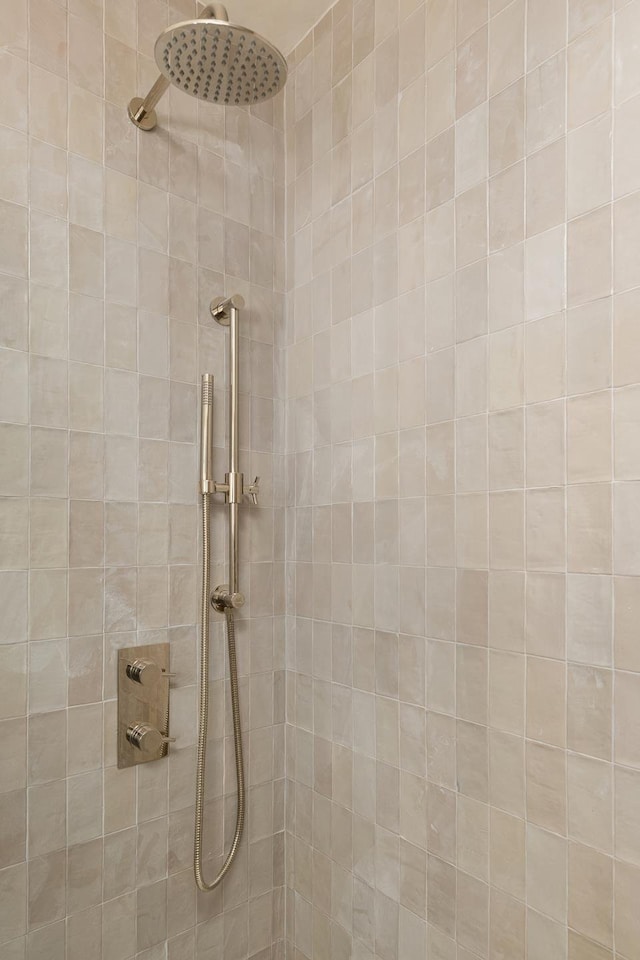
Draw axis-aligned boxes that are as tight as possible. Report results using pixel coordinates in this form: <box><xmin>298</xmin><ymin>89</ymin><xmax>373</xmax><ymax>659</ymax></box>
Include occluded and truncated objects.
<box><xmin>246</xmin><ymin>476</ymin><xmax>260</xmax><ymax>505</ymax></box>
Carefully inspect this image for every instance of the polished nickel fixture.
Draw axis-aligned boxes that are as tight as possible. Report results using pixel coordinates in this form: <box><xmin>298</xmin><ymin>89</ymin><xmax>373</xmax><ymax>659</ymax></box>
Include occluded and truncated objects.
<box><xmin>196</xmin><ymin>294</ymin><xmax>258</xmax><ymax>892</ymax></box>
<box><xmin>117</xmin><ymin>642</ymin><xmax>175</xmax><ymax>768</ymax></box>
<box><xmin>128</xmin><ymin>2</ymin><xmax>287</xmax><ymax>131</ymax></box>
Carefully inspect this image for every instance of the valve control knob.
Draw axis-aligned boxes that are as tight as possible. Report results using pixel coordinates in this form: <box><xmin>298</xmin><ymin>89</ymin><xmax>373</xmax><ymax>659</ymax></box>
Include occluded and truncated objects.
<box><xmin>126</xmin><ymin>658</ymin><xmax>174</xmax><ymax>686</ymax></box>
<box><xmin>126</xmin><ymin>722</ymin><xmax>176</xmax><ymax>755</ymax></box>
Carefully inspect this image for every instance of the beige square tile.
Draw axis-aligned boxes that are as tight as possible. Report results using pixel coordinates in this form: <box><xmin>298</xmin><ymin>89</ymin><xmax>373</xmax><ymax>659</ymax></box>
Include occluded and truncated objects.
<box><xmin>526</xmin><ymin>741</ymin><xmax>566</xmax><ymax>834</ymax></box>
<box><xmin>489</xmin><ymin>491</ymin><xmax>524</xmax><ymax>569</ymax></box>
<box><xmin>456</xmin><ymin>26</ymin><xmax>488</xmax><ymax>119</ymax></box>
<box><xmin>527</xmin><ymin>824</ymin><xmax>567</xmax><ymax>922</ymax></box>
<box><xmin>615</xmin><ymin>670</ymin><xmax>640</xmax><ymax>768</ymax></box>
<box><xmin>568</xmin><ymin>664</ymin><xmax>612</xmax><ymax>760</ymax></box>
<box><xmin>567</xmin><ymin>482</ymin><xmax>612</xmax><ymax>574</ymax></box>
<box><xmin>614</xmin><ymin>576</ymin><xmax>640</xmax><ymax>672</ymax></box>
<box><xmin>615</xmin><ymin>0</ymin><xmax>640</xmax><ymax>104</ymax></box>
<box><xmin>526</xmin><ymin>52</ymin><xmax>566</xmax><ymax>153</ymax></box>
<box><xmin>614</xmin><ymin>482</ymin><xmax>640</xmax><ymax>574</ymax></box>
<box><xmin>489</xmin><ymin>570</ymin><xmax>525</xmax><ymax>652</ymax></box>
<box><xmin>568</xmin><ymin>19</ymin><xmax>612</xmax><ymax>130</ymax></box>
<box><xmin>614</xmin><ymin>92</ymin><xmax>640</xmax><ymax>198</ymax></box>
<box><xmin>567</xmin><ymin>391</ymin><xmax>612</xmax><ymax>482</ymax></box>
<box><xmin>526</xmin><ymin>400</ymin><xmax>565</xmax><ymax>488</ymax></box>
<box><xmin>614</xmin><ymin>192</ymin><xmax>640</xmax><ymax>293</ymax></box>
<box><xmin>490</xmin><ymin>808</ymin><xmax>525</xmax><ymax>898</ymax></box>
<box><xmin>525</xmin><ymin>314</ymin><xmax>565</xmax><ymax>401</ymax></box>
<box><xmin>489</xmin><ymin>730</ymin><xmax>525</xmax><ymax>816</ymax></box>
<box><xmin>527</xmin><ymin>139</ymin><xmax>565</xmax><ymax>238</ymax></box>
<box><xmin>615</xmin><ymin>384</ymin><xmax>640</xmax><ymax>479</ymax></box>
<box><xmin>526</xmin><ymin>487</ymin><xmax>566</xmax><ymax>572</ymax></box>
<box><xmin>568</xmin><ymin>114</ymin><xmax>612</xmax><ymax>218</ymax></box>
<box><xmin>489</xmin><ymin>0</ymin><xmax>525</xmax><ymax>97</ymax></box>
<box><xmin>568</xmin><ymin>842</ymin><xmax>613</xmax><ymax>947</ymax></box>
<box><xmin>528</xmin><ymin>909</ymin><xmax>567</xmax><ymax>960</ymax></box>
<box><xmin>567</xmin><ymin>573</ymin><xmax>612</xmax><ymax>665</ymax></box>
<box><xmin>615</xmin><ymin>858</ymin><xmax>640</xmax><ymax>959</ymax></box>
<box><xmin>568</xmin><ymin>206</ymin><xmax>612</xmax><ymax>308</ymax></box>
<box><xmin>527</xmin><ymin>0</ymin><xmax>567</xmax><ymax>70</ymax></box>
<box><xmin>526</xmin><ymin>572</ymin><xmax>566</xmax><ymax>659</ymax></box>
<box><xmin>615</xmin><ymin>765</ymin><xmax>640</xmax><ymax>866</ymax></box>
<box><xmin>526</xmin><ymin>656</ymin><xmax>566</xmax><ymax>747</ymax></box>
<box><xmin>568</xmin><ymin>753</ymin><xmax>612</xmax><ymax>853</ymax></box>
<box><xmin>567</xmin><ymin>299</ymin><xmax>612</xmax><ymax>396</ymax></box>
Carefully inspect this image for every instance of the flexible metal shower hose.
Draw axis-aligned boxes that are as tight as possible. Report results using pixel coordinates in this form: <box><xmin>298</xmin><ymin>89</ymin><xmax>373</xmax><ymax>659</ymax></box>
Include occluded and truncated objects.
<box><xmin>194</xmin><ymin>490</ymin><xmax>245</xmax><ymax>891</ymax></box>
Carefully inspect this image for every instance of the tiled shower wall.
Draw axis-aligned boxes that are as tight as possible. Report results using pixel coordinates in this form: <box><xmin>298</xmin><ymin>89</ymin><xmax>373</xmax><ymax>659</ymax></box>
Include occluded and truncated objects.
<box><xmin>0</xmin><ymin>0</ymin><xmax>286</xmax><ymax>957</ymax></box>
<box><xmin>284</xmin><ymin>0</ymin><xmax>640</xmax><ymax>957</ymax></box>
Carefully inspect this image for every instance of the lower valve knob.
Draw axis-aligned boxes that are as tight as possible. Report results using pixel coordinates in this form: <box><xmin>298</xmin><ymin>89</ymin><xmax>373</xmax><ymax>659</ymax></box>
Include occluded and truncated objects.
<box><xmin>126</xmin><ymin>722</ymin><xmax>176</xmax><ymax>755</ymax></box>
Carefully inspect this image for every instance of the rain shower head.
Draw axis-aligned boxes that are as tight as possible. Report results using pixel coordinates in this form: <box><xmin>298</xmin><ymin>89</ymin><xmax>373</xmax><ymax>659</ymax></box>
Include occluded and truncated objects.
<box><xmin>128</xmin><ymin>3</ymin><xmax>287</xmax><ymax>130</ymax></box>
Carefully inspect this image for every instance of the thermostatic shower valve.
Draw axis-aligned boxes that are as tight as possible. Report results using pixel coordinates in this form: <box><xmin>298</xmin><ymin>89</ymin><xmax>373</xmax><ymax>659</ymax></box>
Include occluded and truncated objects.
<box><xmin>117</xmin><ymin>642</ymin><xmax>173</xmax><ymax>768</ymax></box>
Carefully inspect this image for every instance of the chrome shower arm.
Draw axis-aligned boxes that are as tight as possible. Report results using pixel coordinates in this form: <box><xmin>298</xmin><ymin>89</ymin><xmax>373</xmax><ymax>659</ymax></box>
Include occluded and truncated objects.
<box><xmin>127</xmin><ymin>75</ymin><xmax>171</xmax><ymax>131</ymax></box>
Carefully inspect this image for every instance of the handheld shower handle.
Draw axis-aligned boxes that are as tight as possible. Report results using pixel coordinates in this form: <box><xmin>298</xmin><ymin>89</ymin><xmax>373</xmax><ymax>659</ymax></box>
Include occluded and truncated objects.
<box><xmin>200</xmin><ymin>374</ymin><xmax>214</xmax><ymax>494</ymax></box>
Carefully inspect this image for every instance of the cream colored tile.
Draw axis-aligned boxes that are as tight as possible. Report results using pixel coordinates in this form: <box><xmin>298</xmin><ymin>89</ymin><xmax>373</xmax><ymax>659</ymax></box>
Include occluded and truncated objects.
<box><xmin>567</xmin><ymin>482</ymin><xmax>612</xmax><ymax>574</ymax></box>
<box><xmin>568</xmin><ymin>18</ymin><xmax>612</xmax><ymax>130</ymax></box>
<box><xmin>615</xmin><ymin>384</ymin><xmax>640</xmax><ymax>479</ymax></box>
<box><xmin>568</xmin><ymin>206</ymin><xmax>612</xmax><ymax>308</ymax></box>
<box><xmin>489</xmin><ymin>408</ymin><xmax>524</xmax><ymax>489</ymax></box>
<box><xmin>568</xmin><ymin>114</ymin><xmax>612</xmax><ymax>218</ymax></box>
<box><xmin>567</xmin><ymin>391</ymin><xmax>612</xmax><ymax>482</ymax></box>
<box><xmin>527</xmin><ymin>824</ymin><xmax>567</xmax><ymax>922</ymax></box>
<box><xmin>614</xmin><ymin>288</ymin><xmax>640</xmax><ymax>386</ymax></box>
<box><xmin>567</xmin><ymin>299</ymin><xmax>612</xmax><ymax>395</ymax></box>
<box><xmin>489</xmin><ymin>650</ymin><xmax>524</xmax><ymax>735</ymax></box>
<box><xmin>527</xmin><ymin>0</ymin><xmax>567</xmax><ymax>69</ymax></box>
<box><xmin>525</xmin><ymin>229</ymin><xmax>565</xmax><ymax>324</ymax></box>
<box><xmin>526</xmin><ymin>572</ymin><xmax>566</xmax><ymax>658</ymax></box>
<box><xmin>615</xmin><ymin>0</ymin><xmax>640</xmax><ymax>104</ymax></box>
<box><xmin>526</xmin><ymin>741</ymin><xmax>566</xmax><ymax>834</ymax></box>
<box><xmin>526</xmin><ymin>52</ymin><xmax>566</xmax><ymax>153</ymax></box>
<box><xmin>456</xmin><ymin>25</ymin><xmax>488</xmax><ymax>119</ymax></box>
<box><xmin>528</xmin><ymin>910</ymin><xmax>567</xmax><ymax>960</ymax></box>
<box><xmin>489</xmin><ymin>0</ymin><xmax>525</xmax><ymax>98</ymax></box>
<box><xmin>569</xmin><ymin>753</ymin><xmax>612</xmax><ymax>852</ymax></box>
<box><xmin>615</xmin><ymin>670</ymin><xmax>640</xmax><ymax>768</ymax></box>
<box><xmin>615</xmin><ymin>576</ymin><xmax>640</xmax><ymax>671</ymax></box>
<box><xmin>568</xmin><ymin>842</ymin><xmax>613</xmax><ymax>948</ymax></box>
<box><xmin>527</xmin><ymin>139</ymin><xmax>565</xmax><ymax>238</ymax></box>
<box><xmin>527</xmin><ymin>656</ymin><xmax>566</xmax><ymax>747</ymax></box>
<box><xmin>490</xmin><ymin>807</ymin><xmax>525</xmax><ymax>898</ymax></box>
<box><xmin>614</xmin><ymin>482</ymin><xmax>640</xmax><ymax>574</ymax></box>
<box><xmin>526</xmin><ymin>487</ymin><xmax>566</xmax><ymax>572</ymax></box>
<box><xmin>614</xmin><ymin>192</ymin><xmax>640</xmax><ymax>293</ymax></box>
<box><xmin>615</xmin><ymin>93</ymin><xmax>640</xmax><ymax>198</ymax></box>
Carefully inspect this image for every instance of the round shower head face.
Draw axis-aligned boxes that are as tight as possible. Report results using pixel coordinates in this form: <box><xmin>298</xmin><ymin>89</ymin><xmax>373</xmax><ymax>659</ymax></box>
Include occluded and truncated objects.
<box><xmin>154</xmin><ymin>17</ymin><xmax>287</xmax><ymax>106</ymax></box>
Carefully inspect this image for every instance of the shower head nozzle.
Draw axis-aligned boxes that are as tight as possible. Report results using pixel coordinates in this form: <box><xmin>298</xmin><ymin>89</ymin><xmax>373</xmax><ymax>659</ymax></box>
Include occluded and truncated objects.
<box><xmin>128</xmin><ymin>3</ymin><xmax>287</xmax><ymax>130</ymax></box>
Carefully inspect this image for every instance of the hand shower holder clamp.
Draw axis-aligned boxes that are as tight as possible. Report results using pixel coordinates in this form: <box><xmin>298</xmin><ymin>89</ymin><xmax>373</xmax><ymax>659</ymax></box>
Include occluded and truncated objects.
<box><xmin>211</xmin><ymin>585</ymin><xmax>245</xmax><ymax>611</ymax></box>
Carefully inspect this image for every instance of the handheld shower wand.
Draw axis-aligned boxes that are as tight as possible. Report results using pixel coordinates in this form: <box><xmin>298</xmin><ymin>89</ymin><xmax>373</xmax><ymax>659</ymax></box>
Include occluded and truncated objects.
<box><xmin>200</xmin><ymin>374</ymin><xmax>214</xmax><ymax>494</ymax></box>
<box><xmin>195</xmin><ymin>371</ymin><xmax>245</xmax><ymax>893</ymax></box>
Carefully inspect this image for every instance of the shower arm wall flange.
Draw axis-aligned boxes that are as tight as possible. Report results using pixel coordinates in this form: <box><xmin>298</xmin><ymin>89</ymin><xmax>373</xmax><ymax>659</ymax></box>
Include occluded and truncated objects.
<box><xmin>127</xmin><ymin>3</ymin><xmax>229</xmax><ymax>130</ymax></box>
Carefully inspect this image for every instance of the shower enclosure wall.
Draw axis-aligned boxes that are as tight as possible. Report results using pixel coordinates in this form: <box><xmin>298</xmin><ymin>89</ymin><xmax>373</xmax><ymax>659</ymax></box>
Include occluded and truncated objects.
<box><xmin>4</xmin><ymin>0</ymin><xmax>640</xmax><ymax>959</ymax></box>
<box><xmin>284</xmin><ymin>1</ymin><xmax>640</xmax><ymax>959</ymax></box>
<box><xmin>0</xmin><ymin>0</ymin><xmax>285</xmax><ymax>955</ymax></box>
